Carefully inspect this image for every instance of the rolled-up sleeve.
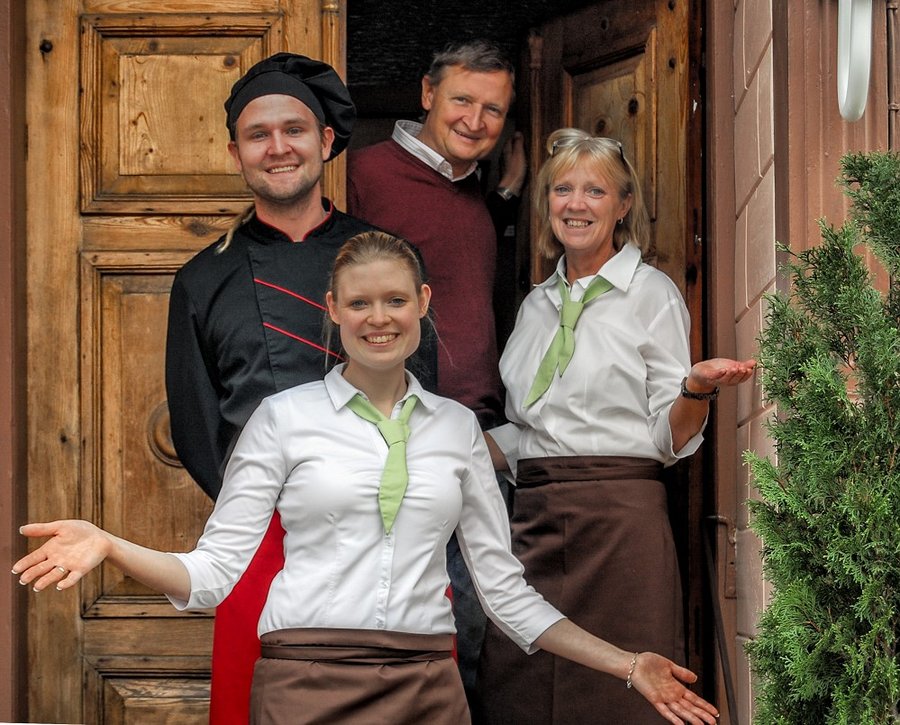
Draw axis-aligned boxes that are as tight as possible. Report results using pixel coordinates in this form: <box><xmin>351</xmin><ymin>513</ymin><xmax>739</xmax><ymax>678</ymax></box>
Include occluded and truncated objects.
<box><xmin>166</xmin><ymin>398</ymin><xmax>286</xmax><ymax>610</ymax></box>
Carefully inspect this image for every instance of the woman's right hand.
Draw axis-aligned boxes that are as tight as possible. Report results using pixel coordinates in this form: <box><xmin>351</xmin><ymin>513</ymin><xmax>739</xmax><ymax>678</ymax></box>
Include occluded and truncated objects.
<box><xmin>13</xmin><ymin>520</ymin><xmax>112</xmax><ymax>592</ymax></box>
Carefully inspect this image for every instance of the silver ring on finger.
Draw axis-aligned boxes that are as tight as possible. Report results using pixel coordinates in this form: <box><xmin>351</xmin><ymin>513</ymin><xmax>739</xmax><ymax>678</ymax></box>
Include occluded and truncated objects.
<box><xmin>56</xmin><ymin>566</ymin><xmax>67</xmax><ymax>575</ymax></box>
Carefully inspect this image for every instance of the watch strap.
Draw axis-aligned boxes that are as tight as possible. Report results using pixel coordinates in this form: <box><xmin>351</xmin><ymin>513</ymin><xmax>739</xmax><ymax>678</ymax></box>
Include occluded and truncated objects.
<box><xmin>680</xmin><ymin>376</ymin><xmax>719</xmax><ymax>401</ymax></box>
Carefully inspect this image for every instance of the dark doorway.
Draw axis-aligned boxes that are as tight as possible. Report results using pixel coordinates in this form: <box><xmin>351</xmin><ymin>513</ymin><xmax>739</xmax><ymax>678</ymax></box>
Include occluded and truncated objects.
<box><xmin>346</xmin><ymin>0</ymin><xmax>716</xmax><ymax>708</ymax></box>
<box><xmin>346</xmin><ymin>2</ymin><xmax>598</xmax><ymax>149</ymax></box>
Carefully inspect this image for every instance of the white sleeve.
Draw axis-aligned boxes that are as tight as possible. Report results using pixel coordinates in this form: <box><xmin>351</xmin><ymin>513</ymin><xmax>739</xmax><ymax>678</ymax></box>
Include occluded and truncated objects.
<box><xmin>486</xmin><ymin>421</ymin><xmax>525</xmax><ymax>480</ymax></box>
<box><xmin>454</xmin><ymin>423</ymin><xmax>564</xmax><ymax>653</ymax></box>
<box><xmin>167</xmin><ymin>397</ymin><xmax>286</xmax><ymax>610</ymax></box>
<box><xmin>643</xmin><ymin>287</ymin><xmax>705</xmax><ymax>463</ymax></box>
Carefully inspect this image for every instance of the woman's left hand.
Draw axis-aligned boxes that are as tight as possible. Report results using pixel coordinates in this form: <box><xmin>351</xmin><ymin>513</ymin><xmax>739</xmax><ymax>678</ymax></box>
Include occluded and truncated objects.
<box><xmin>630</xmin><ymin>652</ymin><xmax>720</xmax><ymax>724</ymax></box>
<box><xmin>687</xmin><ymin>357</ymin><xmax>756</xmax><ymax>392</ymax></box>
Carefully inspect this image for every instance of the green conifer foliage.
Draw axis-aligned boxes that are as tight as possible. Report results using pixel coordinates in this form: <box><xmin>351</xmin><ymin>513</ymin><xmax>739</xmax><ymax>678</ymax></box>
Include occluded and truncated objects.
<box><xmin>745</xmin><ymin>151</ymin><xmax>900</xmax><ymax>724</ymax></box>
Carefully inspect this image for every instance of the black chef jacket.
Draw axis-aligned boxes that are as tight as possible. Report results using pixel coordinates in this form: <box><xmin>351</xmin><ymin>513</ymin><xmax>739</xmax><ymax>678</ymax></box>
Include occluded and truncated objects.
<box><xmin>165</xmin><ymin>199</ymin><xmax>437</xmax><ymax>499</ymax></box>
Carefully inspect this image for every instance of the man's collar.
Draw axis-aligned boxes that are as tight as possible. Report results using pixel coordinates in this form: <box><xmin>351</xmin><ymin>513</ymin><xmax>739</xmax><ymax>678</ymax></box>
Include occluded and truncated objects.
<box><xmin>392</xmin><ymin>120</ymin><xmax>478</xmax><ymax>182</ymax></box>
<box><xmin>246</xmin><ymin>198</ymin><xmax>335</xmax><ymax>243</ymax></box>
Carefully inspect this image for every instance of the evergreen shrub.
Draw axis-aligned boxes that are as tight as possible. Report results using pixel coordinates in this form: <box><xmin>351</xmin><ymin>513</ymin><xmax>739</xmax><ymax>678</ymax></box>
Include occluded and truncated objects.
<box><xmin>745</xmin><ymin>151</ymin><xmax>900</xmax><ymax>724</ymax></box>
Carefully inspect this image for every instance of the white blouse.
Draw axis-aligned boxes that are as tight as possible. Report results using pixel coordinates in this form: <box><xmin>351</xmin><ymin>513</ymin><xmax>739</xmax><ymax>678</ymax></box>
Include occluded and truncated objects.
<box><xmin>490</xmin><ymin>244</ymin><xmax>704</xmax><ymax>477</ymax></box>
<box><xmin>168</xmin><ymin>365</ymin><xmax>563</xmax><ymax>653</ymax></box>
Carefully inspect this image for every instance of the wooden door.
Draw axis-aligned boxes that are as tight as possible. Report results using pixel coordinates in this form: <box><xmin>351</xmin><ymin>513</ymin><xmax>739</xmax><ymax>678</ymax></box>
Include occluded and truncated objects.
<box><xmin>25</xmin><ymin>2</ymin><xmax>346</xmax><ymax>722</ymax></box>
<box><xmin>524</xmin><ymin>0</ymin><xmax>709</xmax><ymax>687</ymax></box>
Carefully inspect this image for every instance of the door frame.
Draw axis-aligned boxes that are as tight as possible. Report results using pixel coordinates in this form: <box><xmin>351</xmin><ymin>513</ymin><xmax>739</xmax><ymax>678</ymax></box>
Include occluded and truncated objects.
<box><xmin>0</xmin><ymin>0</ymin><xmax>28</xmax><ymax>721</ymax></box>
<box><xmin>0</xmin><ymin>0</ymin><xmax>763</xmax><ymax>718</ymax></box>
<box><xmin>516</xmin><ymin>0</ymin><xmax>715</xmax><ymax>699</ymax></box>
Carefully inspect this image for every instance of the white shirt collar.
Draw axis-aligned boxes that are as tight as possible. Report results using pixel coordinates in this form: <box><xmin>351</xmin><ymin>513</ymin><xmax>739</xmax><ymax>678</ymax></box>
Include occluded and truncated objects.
<box><xmin>324</xmin><ymin>363</ymin><xmax>433</xmax><ymax>414</ymax></box>
<box><xmin>540</xmin><ymin>243</ymin><xmax>642</xmax><ymax>298</ymax></box>
<box><xmin>392</xmin><ymin>120</ymin><xmax>478</xmax><ymax>182</ymax></box>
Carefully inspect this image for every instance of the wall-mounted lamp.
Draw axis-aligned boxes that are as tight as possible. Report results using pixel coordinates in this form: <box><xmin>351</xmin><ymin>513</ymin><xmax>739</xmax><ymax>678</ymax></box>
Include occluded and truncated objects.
<box><xmin>837</xmin><ymin>0</ymin><xmax>873</xmax><ymax>121</ymax></box>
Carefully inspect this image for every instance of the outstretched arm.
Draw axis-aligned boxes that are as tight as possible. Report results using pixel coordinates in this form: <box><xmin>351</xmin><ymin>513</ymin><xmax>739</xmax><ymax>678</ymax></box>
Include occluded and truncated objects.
<box><xmin>535</xmin><ymin>619</ymin><xmax>719</xmax><ymax>725</ymax></box>
<box><xmin>13</xmin><ymin>520</ymin><xmax>191</xmax><ymax>601</ymax></box>
<box><xmin>670</xmin><ymin>357</ymin><xmax>757</xmax><ymax>453</ymax></box>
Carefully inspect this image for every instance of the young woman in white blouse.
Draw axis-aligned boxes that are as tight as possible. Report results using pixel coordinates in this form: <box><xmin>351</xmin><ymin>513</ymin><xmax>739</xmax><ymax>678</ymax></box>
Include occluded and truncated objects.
<box><xmin>477</xmin><ymin>129</ymin><xmax>756</xmax><ymax>724</ymax></box>
<box><xmin>14</xmin><ymin>231</ymin><xmax>720</xmax><ymax>725</ymax></box>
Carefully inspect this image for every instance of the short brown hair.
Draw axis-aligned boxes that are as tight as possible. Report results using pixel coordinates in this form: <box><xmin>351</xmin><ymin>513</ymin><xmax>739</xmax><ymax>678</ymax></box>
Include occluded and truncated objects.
<box><xmin>426</xmin><ymin>39</ymin><xmax>515</xmax><ymax>88</ymax></box>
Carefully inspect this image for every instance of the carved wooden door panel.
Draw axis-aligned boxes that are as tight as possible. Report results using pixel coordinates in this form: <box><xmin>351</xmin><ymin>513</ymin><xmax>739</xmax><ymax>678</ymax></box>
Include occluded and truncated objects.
<box><xmin>25</xmin><ymin>2</ymin><xmax>346</xmax><ymax>722</ymax></box>
<box><xmin>526</xmin><ymin>0</ymin><xmax>709</xmax><ymax>687</ymax></box>
<box><xmin>526</xmin><ymin>1</ymin><xmax>698</xmax><ymax>299</ymax></box>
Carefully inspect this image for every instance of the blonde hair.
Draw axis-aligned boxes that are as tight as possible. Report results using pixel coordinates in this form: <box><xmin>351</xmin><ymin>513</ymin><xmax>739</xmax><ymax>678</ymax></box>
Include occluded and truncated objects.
<box><xmin>216</xmin><ymin>204</ymin><xmax>256</xmax><ymax>254</ymax></box>
<box><xmin>328</xmin><ymin>231</ymin><xmax>426</xmax><ymax>297</ymax></box>
<box><xmin>533</xmin><ymin>128</ymin><xmax>651</xmax><ymax>260</ymax></box>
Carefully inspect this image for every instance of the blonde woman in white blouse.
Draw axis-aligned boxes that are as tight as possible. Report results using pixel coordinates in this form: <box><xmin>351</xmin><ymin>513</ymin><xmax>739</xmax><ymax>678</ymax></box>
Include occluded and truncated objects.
<box><xmin>478</xmin><ymin>129</ymin><xmax>755</xmax><ymax>725</ymax></box>
<box><xmin>14</xmin><ymin>232</ymin><xmax>721</xmax><ymax>725</ymax></box>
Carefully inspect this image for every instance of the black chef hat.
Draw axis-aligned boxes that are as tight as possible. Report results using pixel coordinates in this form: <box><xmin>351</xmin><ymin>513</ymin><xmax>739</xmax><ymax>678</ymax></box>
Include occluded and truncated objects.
<box><xmin>224</xmin><ymin>52</ymin><xmax>355</xmax><ymax>159</ymax></box>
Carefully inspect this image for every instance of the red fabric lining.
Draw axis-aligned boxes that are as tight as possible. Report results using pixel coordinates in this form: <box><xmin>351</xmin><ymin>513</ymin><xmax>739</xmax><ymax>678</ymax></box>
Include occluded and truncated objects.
<box><xmin>262</xmin><ymin>322</ymin><xmax>343</xmax><ymax>359</ymax></box>
<box><xmin>209</xmin><ymin>514</ymin><xmax>285</xmax><ymax>725</ymax></box>
<box><xmin>254</xmin><ymin>278</ymin><xmax>326</xmax><ymax>310</ymax></box>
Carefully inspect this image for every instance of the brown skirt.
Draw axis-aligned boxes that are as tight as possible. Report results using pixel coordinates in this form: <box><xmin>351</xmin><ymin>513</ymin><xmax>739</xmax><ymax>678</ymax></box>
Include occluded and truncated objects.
<box><xmin>250</xmin><ymin>628</ymin><xmax>470</xmax><ymax>725</ymax></box>
<box><xmin>476</xmin><ymin>456</ymin><xmax>684</xmax><ymax>725</ymax></box>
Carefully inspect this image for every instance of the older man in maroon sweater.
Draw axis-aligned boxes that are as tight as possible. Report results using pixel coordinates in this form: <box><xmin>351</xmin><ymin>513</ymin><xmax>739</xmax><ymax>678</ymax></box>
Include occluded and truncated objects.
<box><xmin>349</xmin><ymin>40</ymin><xmax>523</xmax><ymax>427</ymax></box>
<box><xmin>347</xmin><ymin>39</ymin><xmax>525</xmax><ymax>714</ymax></box>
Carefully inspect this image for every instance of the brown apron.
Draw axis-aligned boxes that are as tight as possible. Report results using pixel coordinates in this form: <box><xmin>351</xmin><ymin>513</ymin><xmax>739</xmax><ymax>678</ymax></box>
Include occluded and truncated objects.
<box><xmin>250</xmin><ymin>627</ymin><xmax>470</xmax><ymax>725</ymax></box>
<box><xmin>477</xmin><ymin>456</ymin><xmax>684</xmax><ymax>725</ymax></box>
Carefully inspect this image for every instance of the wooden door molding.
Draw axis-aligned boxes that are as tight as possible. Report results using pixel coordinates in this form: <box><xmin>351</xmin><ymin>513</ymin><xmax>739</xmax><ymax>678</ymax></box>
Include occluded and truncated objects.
<box><xmin>80</xmin><ymin>13</ymin><xmax>283</xmax><ymax>214</ymax></box>
<box><xmin>525</xmin><ymin>1</ymin><xmax>692</xmax><ymax>297</ymax></box>
<box><xmin>26</xmin><ymin>5</ymin><xmax>83</xmax><ymax>721</ymax></box>
<box><xmin>0</xmin><ymin>0</ymin><xmax>27</xmax><ymax>721</ymax></box>
<box><xmin>78</xmin><ymin>250</ymin><xmax>214</xmax><ymax>618</ymax></box>
<box><xmin>25</xmin><ymin>2</ymin><xmax>348</xmax><ymax>721</ymax></box>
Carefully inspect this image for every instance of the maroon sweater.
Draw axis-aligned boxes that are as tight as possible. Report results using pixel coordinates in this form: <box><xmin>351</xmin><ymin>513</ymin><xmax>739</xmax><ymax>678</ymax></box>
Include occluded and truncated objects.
<box><xmin>348</xmin><ymin>139</ymin><xmax>502</xmax><ymax>426</ymax></box>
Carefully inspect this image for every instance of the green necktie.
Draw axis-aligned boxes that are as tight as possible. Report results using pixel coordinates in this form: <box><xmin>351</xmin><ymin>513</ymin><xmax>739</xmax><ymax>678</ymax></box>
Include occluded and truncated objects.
<box><xmin>345</xmin><ymin>393</ymin><xmax>419</xmax><ymax>534</ymax></box>
<box><xmin>523</xmin><ymin>274</ymin><xmax>614</xmax><ymax>407</ymax></box>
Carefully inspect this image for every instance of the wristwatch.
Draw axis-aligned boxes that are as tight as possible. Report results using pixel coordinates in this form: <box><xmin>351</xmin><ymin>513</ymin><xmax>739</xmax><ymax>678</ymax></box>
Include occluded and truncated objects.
<box><xmin>496</xmin><ymin>186</ymin><xmax>516</xmax><ymax>201</ymax></box>
<box><xmin>680</xmin><ymin>376</ymin><xmax>719</xmax><ymax>401</ymax></box>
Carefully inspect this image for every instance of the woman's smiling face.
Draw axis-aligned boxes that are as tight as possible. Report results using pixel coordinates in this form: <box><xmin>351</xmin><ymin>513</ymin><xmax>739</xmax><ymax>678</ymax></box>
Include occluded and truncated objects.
<box><xmin>326</xmin><ymin>259</ymin><xmax>430</xmax><ymax>379</ymax></box>
<box><xmin>549</xmin><ymin>164</ymin><xmax>632</xmax><ymax>273</ymax></box>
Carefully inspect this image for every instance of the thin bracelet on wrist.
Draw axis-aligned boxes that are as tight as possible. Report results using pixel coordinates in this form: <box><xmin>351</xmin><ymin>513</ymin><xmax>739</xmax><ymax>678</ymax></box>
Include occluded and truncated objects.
<box><xmin>626</xmin><ymin>651</ymin><xmax>639</xmax><ymax>689</ymax></box>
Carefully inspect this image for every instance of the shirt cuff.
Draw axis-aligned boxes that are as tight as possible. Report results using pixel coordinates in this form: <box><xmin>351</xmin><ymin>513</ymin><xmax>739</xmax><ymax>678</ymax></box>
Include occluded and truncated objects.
<box><xmin>671</xmin><ymin>427</ymin><xmax>705</xmax><ymax>459</ymax></box>
<box><xmin>487</xmin><ymin>422</ymin><xmax>522</xmax><ymax>480</ymax></box>
<box><xmin>164</xmin><ymin>552</ymin><xmax>192</xmax><ymax>610</ymax></box>
<box><xmin>658</xmin><ymin>405</ymin><xmax>708</xmax><ymax>462</ymax></box>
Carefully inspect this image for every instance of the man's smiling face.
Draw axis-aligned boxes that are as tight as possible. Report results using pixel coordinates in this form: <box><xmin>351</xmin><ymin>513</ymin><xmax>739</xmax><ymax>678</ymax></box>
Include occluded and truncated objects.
<box><xmin>416</xmin><ymin>65</ymin><xmax>513</xmax><ymax>178</ymax></box>
<box><xmin>228</xmin><ymin>93</ymin><xmax>334</xmax><ymax>207</ymax></box>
